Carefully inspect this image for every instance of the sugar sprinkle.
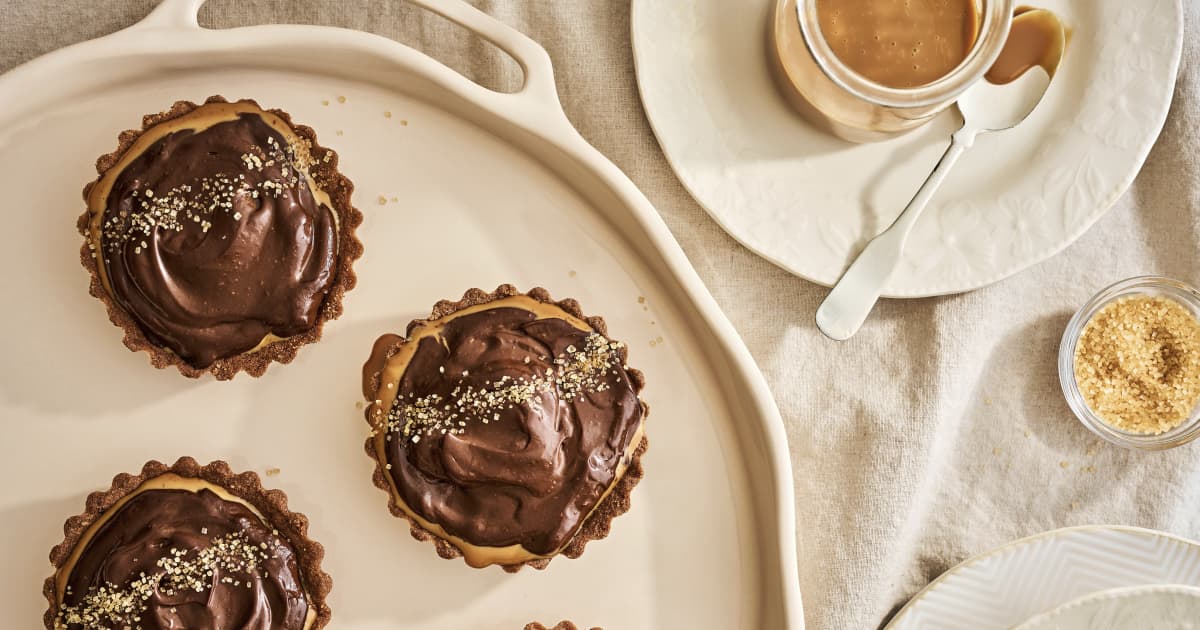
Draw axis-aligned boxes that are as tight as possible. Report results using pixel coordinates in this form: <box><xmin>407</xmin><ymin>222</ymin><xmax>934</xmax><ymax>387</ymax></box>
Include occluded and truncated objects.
<box><xmin>101</xmin><ymin>133</ymin><xmax>315</xmax><ymax>255</ymax></box>
<box><xmin>377</xmin><ymin>333</ymin><xmax>624</xmax><ymax>443</ymax></box>
<box><xmin>54</xmin><ymin>531</ymin><xmax>283</xmax><ymax>629</ymax></box>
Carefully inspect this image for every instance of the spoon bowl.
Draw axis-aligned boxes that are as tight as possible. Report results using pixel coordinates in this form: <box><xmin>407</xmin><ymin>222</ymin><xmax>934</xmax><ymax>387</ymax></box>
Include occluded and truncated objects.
<box><xmin>959</xmin><ymin>67</ymin><xmax>1051</xmax><ymax>133</ymax></box>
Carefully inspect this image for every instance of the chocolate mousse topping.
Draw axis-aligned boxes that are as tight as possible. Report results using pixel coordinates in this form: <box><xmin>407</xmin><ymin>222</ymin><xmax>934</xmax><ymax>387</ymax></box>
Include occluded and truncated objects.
<box><xmin>364</xmin><ymin>289</ymin><xmax>646</xmax><ymax>559</ymax></box>
<box><xmin>86</xmin><ymin>100</ymin><xmax>344</xmax><ymax>369</ymax></box>
<box><xmin>56</xmin><ymin>488</ymin><xmax>310</xmax><ymax>630</ymax></box>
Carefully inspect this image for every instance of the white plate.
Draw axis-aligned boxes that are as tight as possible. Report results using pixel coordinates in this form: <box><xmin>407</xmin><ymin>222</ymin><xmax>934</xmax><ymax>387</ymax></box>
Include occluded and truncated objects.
<box><xmin>886</xmin><ymin>525</ymin><xmax>1200</xmax><ymax>630</ymax></box>
<box><xmin>0</xmin><ymin>1</ymin><xmax>802</xmax><ymax>628</ymax></box>
<box><xmin>1016</xmin><ymin>584</ymin><xmax>1200</xmax><ymax>630</ymax></box>
<box><xmin>631</xmin><ymin>0</ymin><xmax>1183</xmax><ymax>297</ymax></box>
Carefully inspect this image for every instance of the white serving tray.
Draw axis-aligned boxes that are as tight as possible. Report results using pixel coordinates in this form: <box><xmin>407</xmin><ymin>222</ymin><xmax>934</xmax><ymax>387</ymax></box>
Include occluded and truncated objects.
<box><xmin>0</xmin><ymin>1</ymin><xmax>802</xmax><ymax>628</ymax></box>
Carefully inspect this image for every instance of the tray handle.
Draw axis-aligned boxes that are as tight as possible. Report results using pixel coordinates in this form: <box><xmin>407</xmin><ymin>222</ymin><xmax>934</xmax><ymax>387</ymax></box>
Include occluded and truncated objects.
<box><xmin>133</xmin><ymin>0</ymin><xmax>204</xmax><ymax>31</ymax></box>
<box><xmin>133</xmin><ymin>0</ymin><xmax>562</xmax><ymax>117</ymax></box>
<box><xmin>403</xmin><ymin>0</ymin><xmax>560</xmax><ymax>107</ymax></box>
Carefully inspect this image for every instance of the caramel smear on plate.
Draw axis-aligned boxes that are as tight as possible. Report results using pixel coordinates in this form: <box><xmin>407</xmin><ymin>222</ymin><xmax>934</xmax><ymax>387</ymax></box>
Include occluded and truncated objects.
<box><xmin>986</xmin><ymin>7</ymin><xmax>1067</xmax><ymax>84</ymax></box>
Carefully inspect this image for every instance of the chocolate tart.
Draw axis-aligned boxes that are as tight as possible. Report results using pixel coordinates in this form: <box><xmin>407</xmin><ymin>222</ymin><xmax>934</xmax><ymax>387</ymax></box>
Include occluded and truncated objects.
<box><xmin>79</xmin><ymin>96</ymin><xmax>363</xmax><ymax>379</ymax></box>
<box><xmin>362</xmin><ymin>285</ymin><xmax>648</xmax><ymax>572</ymax></box>
<box><xmin>44</xmin><ymin>458</ymin><xmax>332</xmax><ymax>630</ymax></box>
<box><xmin>526</xmin><ymin>622</ymin><xmax>599</xmax><ymax>630</ymax></box>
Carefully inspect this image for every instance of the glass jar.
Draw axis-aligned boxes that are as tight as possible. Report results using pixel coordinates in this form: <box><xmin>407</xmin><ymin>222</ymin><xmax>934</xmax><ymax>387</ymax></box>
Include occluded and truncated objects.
<box><xmin>768</xmin><ymin>0</ymin><xmax>1014</xmax><ymax>142</ymax></box>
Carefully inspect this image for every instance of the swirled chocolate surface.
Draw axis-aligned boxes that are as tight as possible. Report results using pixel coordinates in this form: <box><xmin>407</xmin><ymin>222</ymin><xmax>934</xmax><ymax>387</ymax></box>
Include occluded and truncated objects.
<box><xmin>376</xmin><ymin>304</ymin><xmax>644</xmax><ymax>555</ymax></box>
<box><xmin>93</xmin><ymin>109</ymin><xmax>337</xmax><ymax>368</ymax></box>
<box><xmin>57</xmin><ymin>487</ymin><xmax>310</xmax><ymax>630</ymax></box>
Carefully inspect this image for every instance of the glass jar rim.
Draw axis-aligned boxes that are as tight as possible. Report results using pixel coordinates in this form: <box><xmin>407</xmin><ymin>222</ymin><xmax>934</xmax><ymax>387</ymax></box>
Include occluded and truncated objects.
<box><xmin>794</xmin><ymin>0</ymin><xmax>1015</xmax><ymax>109</ymax></box>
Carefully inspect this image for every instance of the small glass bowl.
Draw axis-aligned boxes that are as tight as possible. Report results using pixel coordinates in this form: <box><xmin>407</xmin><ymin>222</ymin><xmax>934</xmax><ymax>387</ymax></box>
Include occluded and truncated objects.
<box><xmin>1059</xmin><ymin>276</ymin><xmax>1200</xmax><ymax>451</ymax></box>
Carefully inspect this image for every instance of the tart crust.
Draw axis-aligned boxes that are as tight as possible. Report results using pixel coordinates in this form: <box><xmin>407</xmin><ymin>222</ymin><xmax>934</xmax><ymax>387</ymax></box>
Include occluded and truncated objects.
<box><xmin>43</xmin><ymin>457</ymin><xmax>333</xmax><ymax>629</ymax></box>
<box><xmin>362</xmin><ymin>285</ymin><xmax>649</xmax><ymax>572</ymax></box>
<box><xmin>526</xmin><ymin>622</ymin><xmax>600</xmax><ymax>630</ymax></box>
<box><xmin>77</xmin><ymin>95</ymin><xmax>364</xmax><ymax>380</ymax></box>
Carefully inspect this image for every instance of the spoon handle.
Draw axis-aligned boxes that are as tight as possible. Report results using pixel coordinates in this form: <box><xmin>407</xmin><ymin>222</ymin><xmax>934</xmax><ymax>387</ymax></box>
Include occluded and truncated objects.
<box><xmin>815</xmin><ymin>130</ymin><xmax>975</xmax><ymax>341</ymax></box>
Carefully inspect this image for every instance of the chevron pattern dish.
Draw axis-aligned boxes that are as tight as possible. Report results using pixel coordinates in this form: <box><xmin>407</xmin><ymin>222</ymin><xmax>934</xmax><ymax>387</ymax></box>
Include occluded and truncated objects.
<box><xmin>1015</xmin><ymin>584</ymin><xmax>1200</xmax><ymax>629</ymax></box>
<box><xmin>886</xmin><ymin>526</ymin><xmax>1200</xmax><ymax>630</ymax></box>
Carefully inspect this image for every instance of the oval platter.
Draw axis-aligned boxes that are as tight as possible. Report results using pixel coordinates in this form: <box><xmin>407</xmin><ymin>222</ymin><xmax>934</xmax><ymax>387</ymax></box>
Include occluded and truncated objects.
<box><xmin>0</xmin><ymin>1</ymin><xmax>803</xmax><ymax>628</ymax></box>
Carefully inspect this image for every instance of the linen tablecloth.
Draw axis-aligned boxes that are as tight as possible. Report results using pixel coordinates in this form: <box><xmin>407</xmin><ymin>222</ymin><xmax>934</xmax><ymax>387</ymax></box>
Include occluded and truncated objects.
<box><xmin>2</xmin><ymin>1</ymin><xmax>1196</xmax><ymax>628</ymax></box>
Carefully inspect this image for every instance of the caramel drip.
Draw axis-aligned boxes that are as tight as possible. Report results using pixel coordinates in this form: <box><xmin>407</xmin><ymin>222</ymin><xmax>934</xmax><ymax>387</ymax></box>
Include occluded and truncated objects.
<box><xmin>986</xmin><ymin>7</ymin><xmax>1067</xmax><ymax>84</ymax></box>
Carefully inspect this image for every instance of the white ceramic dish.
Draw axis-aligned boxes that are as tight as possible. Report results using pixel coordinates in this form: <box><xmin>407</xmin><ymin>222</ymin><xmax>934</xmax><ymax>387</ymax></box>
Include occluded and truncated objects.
<box><xmin>885</xmin><ymin>525</ymin><xmax>1200</xmax><ymax>630</ymax></box>
<box><xmin>0</xmin><ymin>1</ymin><xmax>802</xmax><ymax>628</ymax></box>
<box><xmin>631</xmin><ymin>0</ymin><xmax>1183</xmax><ymax>297</ymax></box>
<box><xmin>1015</xmin><ymin>584</ymin><xmax>1200</xmax><ymax>630</ymax></box>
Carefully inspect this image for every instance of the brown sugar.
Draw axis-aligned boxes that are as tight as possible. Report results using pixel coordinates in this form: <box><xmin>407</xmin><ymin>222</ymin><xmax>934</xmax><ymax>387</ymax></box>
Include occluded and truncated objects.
<box><xmin>1074</xmin><ymin>295</ymin><xmax>1200</xmax><ymax>434</ymax></box>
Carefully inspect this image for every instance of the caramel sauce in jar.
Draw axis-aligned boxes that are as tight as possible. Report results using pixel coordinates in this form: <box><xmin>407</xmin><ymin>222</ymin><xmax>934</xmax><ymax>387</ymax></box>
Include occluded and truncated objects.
<box><xmin>769</xmin><ymin>0</ymin><xmax>1014</xmax><ymax>142</ymax></box>
<box><xmin>817</xmin><ymin>0</ymin><xmax>981</xmax><ymax>89</ymax></box>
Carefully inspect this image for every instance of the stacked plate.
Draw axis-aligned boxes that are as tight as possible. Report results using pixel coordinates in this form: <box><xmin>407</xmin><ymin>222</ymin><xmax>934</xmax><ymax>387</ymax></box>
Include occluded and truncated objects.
<box><xmin>886</xmin><ymin>526</ymin><xmax>1200</xmax><ymax>629</ymax></box>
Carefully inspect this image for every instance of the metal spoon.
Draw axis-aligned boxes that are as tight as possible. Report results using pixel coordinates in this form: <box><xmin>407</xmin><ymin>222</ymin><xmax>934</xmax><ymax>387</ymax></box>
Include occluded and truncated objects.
<box><xmin>816</xmin><ymin>28</ymin><xmax>1062</xmax><ymax>341</ymax></box>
